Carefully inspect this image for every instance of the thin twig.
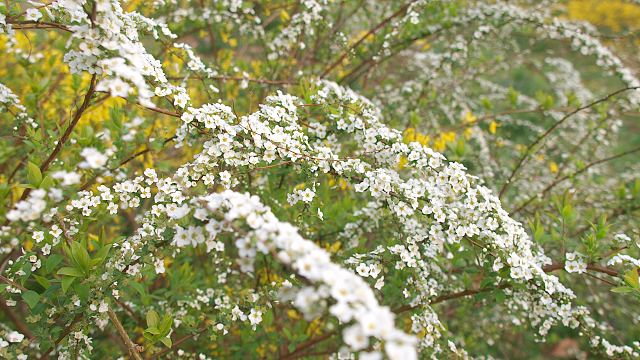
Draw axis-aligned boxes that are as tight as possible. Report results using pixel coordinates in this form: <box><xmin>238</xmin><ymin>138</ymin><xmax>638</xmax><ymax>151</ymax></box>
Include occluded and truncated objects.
<box><xmin>0</xmin><ymin>296</ymin><xmax>34</xmax><ymax>339</ymax></box>
<box><xmin>319</xmin><ymin>1</ymin><xmax>416</xmax><ymax>78</ymax></box>
<box><xmin>108</xmin><ymin>309</ymin><xmax>144</xmax><ymax>360</ymax></box>
<box><xmin>149</xmin><ymin>325</ymin><xmax>207</xmax><ymax>359</ymax></box>
<box><xmin>512</xmin><ymin>145</ymin><xmax>640</xmax><ymax>214</ymax></box>
<box><xmin>499</xmin><ymin>86</ymin><xmax>640</xmax><ymax>198</ymax></box>
<box><xmin>41</xmin><ymin>313</ymin><xmax>83</xmax><ymax>358</ymax></box>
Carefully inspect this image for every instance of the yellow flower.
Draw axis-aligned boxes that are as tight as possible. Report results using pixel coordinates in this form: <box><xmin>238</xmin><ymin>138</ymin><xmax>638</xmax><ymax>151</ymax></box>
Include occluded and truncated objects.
<box><xmin>287</xmin><ymin>309</ymin><xmax>300</xmax><ymax>320</ymax></box>
<box><xmin>489</xmin><ymin>120</ymin><xmax>498</xmax><ymax>135</ymax></box>
<box><xmin>403</xmin><ymin>127</ymin><xmax>417</xmax><ymax>142</ymax></box>
<box><xmin>549</xmin><ymin>161</ymin><xmax>559</xmax><ymax>173</ymax></box>
<box><xmin>280</xmin><ymin>10</ymin><xmax>290</xmax><ymax>22</ymax></box>
<box><xmin>462</xmin><ymin>110</ymin><xmax>477</xmax><ymax>124</ymax></box>
<box><xmin>326</xmin><ymin>241</ymin><xmax>341</xmax><ymax>254</ymax></box>
<box><xmin>567</xmin><ymin>0</ymin><xmax>640</xmax><ymax>32</ymax></box>
<box><xmin>338</xmin><ymin>178</ymin><xmax>349</xmax><ymax>190</ymax></box>
<box><xmin>398</xmin><ymin>156</ymin><xmax>408</xmax><ymax>170</ymax></box>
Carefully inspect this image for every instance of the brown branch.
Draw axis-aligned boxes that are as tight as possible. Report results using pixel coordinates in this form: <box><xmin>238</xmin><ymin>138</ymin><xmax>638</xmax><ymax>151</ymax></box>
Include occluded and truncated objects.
<box><xmin>114</xmin><ymin>299</ymin><xmax>145</xmax><ymax>328</ymax></box>
<box><xmin>499</xmin><ymin>86</ymin><xmax>640</xmax><ymax>198</ymax></box>
<box><xmin>168</xmin><ymin>75</ymin><xmax>294</xmax><ymax>85</ymax></box>
<box><xmin>138</xmin><ymin>104</ymin><xmax>180</xmax><ymax>118</ymax></box>
<box><xmin>511</xmin><ymin>145</ymin><xmax>640</xmax><ymax>214</ymax></box>
<box><xmin>116</xmin><ymin>136</ymin><xmax>177</xmax><ymax>170</ymax></box>
<box><xmin>0</xmin><ymin>274</ymin><xmax>28</xmax><ymax>292</ymax></box>
<box><xmin>393</xmin><ymin>261</ymin><xmax>620</xmax><ymax>314</ymax></box>
<box><xmin>108</xmin><ymin>309</ymin><xmax>144</xmax><ymax>360</ymax></box>
<box><xmin>3</xmin><ymin>74</ymin><xmax>98</xmax><ymax>219</ymax></box>
<box><xmin>542</xmin><ymin>262</ymin><xmax>619</xmax><ymax>277</ymax></box>
<box><xmin>149</xmin><ymin>325</ymin><xmax>207</xmax><ymax>359</ymax></box>
<box><xmin>0</xmin><ymin>296</ymin><xmax>34</xmax><ymax>339</ymax></box>
<box><xmin>280</xmin><ymin>330</ymin><xmax>337</xmax><ymax>360</ymax></box>
<box><xmin>41</xmin><ymin>313</ymin><xmax>83</xmax><ymax>358</ymax></box>
<box><xmin>6</xmin><ymin>20</ymin><xmax>72</xmax><ymax>32</ymax></box>
<box><xmin>319</xmin><ymin>1</ymin><xmax>416</xmax><ymax>78</ymax></box>
<box><xmin>570</xmin><ymin>205</ymin><xmax>640</xmax><ymax>239</ymax></box>
<box><xmin>41</xmin><ymin>75</ymin><xmax>98</xmax><ymax>175</ymax></box>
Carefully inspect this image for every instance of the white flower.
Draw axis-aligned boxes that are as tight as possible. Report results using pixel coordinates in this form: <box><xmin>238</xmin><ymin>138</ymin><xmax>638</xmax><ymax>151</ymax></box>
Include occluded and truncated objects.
<box><xmin>173</xmin><ymin>226</ymin><xmax>204</xmax><ymax>247</ymax></box>
<box><xmin>166</xmin><ymin>203</ymin><xmax>190</xmax><ymax>219</ymax></box>
<box><xmin>343</xmin><ymin>325</ymin><xmax>368</xmax><ymax>351</ymax></box>
<box><xmin>50</xmin><ymin>224</ymin><xmax>62</xmax><ymax>238</ymax></box>
<box><xmin>80</xmin><ymin>148</ymin><xmax>108</xmax><ymax>169</ymax></box>
<box><xmin>52</xmin><ymin>171</ymin><xmax>82</xmax><ymax>186</ymax></box>
<box><xmin>33</xmin><ymin>231</ymin><xmax>44</xmax><ymax>243</ymax></box>
<box><xmin>6</xmin><ymin>331</ymin><xmax>24</xmax><ymax>343</ymax></box>
<box><xmin>154</xmin><ymin>257</ymin><xmax>166</xmax><ymax>274</ymax></box>
<box><xmin>42</xmin><ymin>243</ymin><xmax>52</xmax><ymax>255</ymax></box>
<box><xmin>299</xmin><ymin>188</ymin><xmax>315</xmax><ymax>203</ymax></box>
<box><xmin>173</xmin><ymin>225</ymin><xmax>191</xmax><ymax>247</ymax></box>
<box><xmin>97</xmin><ymin>78</ymin><xmax>132</xmax><ymax>98</ymax></box>
<box><xmin>614</xmin><ymin>233</ymin><xmax>631</xmax><ymax>244</ymax></box>
<box><xmin>248</xmin><ymin>309</ymin><xmax>262</xmax><ymax>327</ymax></box>
<box><xmin>564</xmin><ymin>252</ymin><xmax>587</xmax><ymax>273</ymax></box>
<box><xmin>360</xmin><ymin>308</ymin><xmax>394</xmax><ymax>337</ymax></box>
<box><xmin>98</xmin><ymin>301</ymin><xmax>108</xmax><ymax>313</ymax></box>
<box><xmin>107</xmin><ymin>202</ymin><xmax>118</xmax><ymax>214</ymax></box>
<box><xmin>25</xmin><ymin>8</ymin><xmax>42</xmax><ymax>21</ymax></box>
<box><xmin>360</xmin><ymin>352</ymin><xmax>382</xmax><ymax>360</ymax></box>
<box><xmin>564</xmin><ymin>260</ymin><xmax>587</xmax><ymax>274</ymax></box>
<box><xmin>385</xmin><ymin>331</ymin><xmax>418</xmax><ymax>360</ymax></box>
<box><xmin>173</xmin><ymin>91</ymin><xmax>189</xmax><ymax>108</ymax></box>
<box><xmin>356</xmin><ymin>263</ymin><xmax>370</xmax><ymax>277</ymax></box>
<box><xmin>374</xmin><ymin>277</ymin><xmax>384</xmax><ymax>290</ymax></box>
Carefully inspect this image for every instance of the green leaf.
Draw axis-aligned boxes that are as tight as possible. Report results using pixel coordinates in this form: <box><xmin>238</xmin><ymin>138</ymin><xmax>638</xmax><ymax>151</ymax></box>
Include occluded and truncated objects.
<box><xmin>146</xmin><ymin>310</ymin><xmax>160</xmax><ymax>327</ymax></box>
<box><xmin>146</xmin><ymin>326</ymin><xmax>161</xmax><ymax>335</ymax></box>
<box><xmin>129</xmin><ymin>281</ymin><xmax>146</xmax><ymax>296</ymax></box>
<box><xmin>94</xmin><ymin>244</ymin><xmax>112</xmax><ymax>263</ymax></box>
<box><xmin>70</xmin><ymin>242</ymin><xmax>90</xmax><ymax>273</ymax></box>
<box><xmin>74</xmin><ymin>283</ymin><xmax>90</xmax><ymax>302</ymax></box>
<box><xmin>611</xmin><ymin>286</ymin><xmax>633</xmax><ymax>293</ymax></box>
<box><xmin>33</xmin><ymin>275</ymin><xmax>51</xmax><ymax>289</ymax></box>
<box><xmin>99</xmin><ymin>227</ymin><xmax>107</xmax><ymax>245</ymax></box>
<box><xmin>26</xmin><ymin>161</ymin><xmax>43</xmax><ymax>187</ymax></box>
<box><xmin>61</xmin><ymin>277</ymin><xmax>75</xmax><ymax>294</ymax></box>
<box><xmin>624</xmin><ymin>269</ymin><xmax>639</xmax><ymax>288</ymax></box>
<box><xmin>22</xmin><ymin>290</ymin><xmax>40</xmax><ymax>309</ymax></box>
<box><xmin>159</xmin><ymin>337</ymin><xmax>172</xmax><ymax>348</ymax></box>
<box><xmin>57</xmin><ymin>267</ymin><xmax>84</xmax><ymax>277</ymax></box>
<box><xmin>159</xmin><ymin>314</ymin><xmax>172</xmax><ymax>335</ymax></box>
<box><xmin>40</xmin><ymin>175</ymin><xmax>54</xmax><ymax>189</ymax></box>
<box><xmin>43</xmin><ymin>254</ymin><xmax>63</xmax><ymax>274</ymax></box>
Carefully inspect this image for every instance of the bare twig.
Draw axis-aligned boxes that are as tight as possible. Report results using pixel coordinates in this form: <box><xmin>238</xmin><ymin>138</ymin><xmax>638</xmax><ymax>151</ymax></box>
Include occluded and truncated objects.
<box><xmin>319</xmin><ymin>1</ymin><xmax>416</xmax><ymax>78</ymax></box>
<box><xmin>512</xmin><ymin>145</ymin><xmax>640</xmax><ymax>214</ymax></box>
<box><xmin>0</xmin><ymin>296</ymin><xmax>34</xmax><ymax>339</ymax></box>
<box><xmin>41</xmin><ymin>313</ymin><xmax>83</xmax><ymax>358</ymax></box>
<box><xmin>499</xmin><ymin>86</ymin><xmax>640</xmax><ymax>198</ymax></box>
<box><xmin>108</xmin><ymin>309</ymin><xmax>144</xmax><ymax>360</ymax></box>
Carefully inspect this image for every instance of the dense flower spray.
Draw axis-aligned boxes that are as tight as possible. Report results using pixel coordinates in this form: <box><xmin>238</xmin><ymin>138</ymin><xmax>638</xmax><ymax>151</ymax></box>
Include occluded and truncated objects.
<box><xmin>0</xmin><ymin>0</ymin><xmax>639</xmax><ymax>358</ymax></box>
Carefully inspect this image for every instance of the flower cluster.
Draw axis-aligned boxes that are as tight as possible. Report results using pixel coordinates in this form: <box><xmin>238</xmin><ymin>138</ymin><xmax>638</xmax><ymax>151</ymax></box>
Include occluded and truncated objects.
<box><xmin>1</xmin><ymin>0</ymin><xmax>639</xmax><ymax>359</ymax></box>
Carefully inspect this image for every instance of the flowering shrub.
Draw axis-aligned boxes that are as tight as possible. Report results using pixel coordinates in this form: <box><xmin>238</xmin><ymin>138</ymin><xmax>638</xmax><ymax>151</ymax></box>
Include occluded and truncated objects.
<box><xmin>1</xmin><ymin>0</ymin><xmax>640</xmax><ymax>358</ymax></box>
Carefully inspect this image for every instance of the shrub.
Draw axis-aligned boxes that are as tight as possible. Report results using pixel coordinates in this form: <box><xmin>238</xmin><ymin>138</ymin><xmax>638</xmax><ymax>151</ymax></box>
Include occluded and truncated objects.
<box><xmin>1</xmin><ymin>0</ymin><xmax>639</xmax><ymax>358</ymax></box>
